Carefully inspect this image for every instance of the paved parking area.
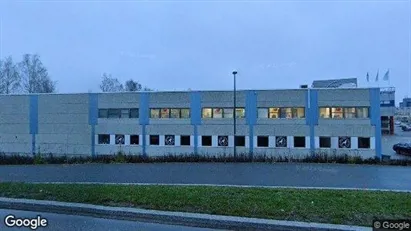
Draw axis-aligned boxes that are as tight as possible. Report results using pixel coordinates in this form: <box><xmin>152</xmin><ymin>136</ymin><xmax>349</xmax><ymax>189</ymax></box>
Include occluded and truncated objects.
<box><xmin>382</xmin><ymin>125</ymin><xmax>411</xmax><ymax>160</ymax></box>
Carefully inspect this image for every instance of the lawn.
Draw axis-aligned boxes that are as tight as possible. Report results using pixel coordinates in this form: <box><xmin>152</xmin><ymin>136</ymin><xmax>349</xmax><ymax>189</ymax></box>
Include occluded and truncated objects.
<box><xmin>0</xmin><ymin>183</ymin><xmax>410</xmax><ymax>226</ymax></box>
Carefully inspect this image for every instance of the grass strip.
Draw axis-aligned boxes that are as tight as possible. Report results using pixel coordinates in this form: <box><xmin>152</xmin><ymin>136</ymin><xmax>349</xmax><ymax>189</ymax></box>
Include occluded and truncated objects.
<box><xmin>0</xmin><ymin>183</ymin><xmax>410</xmax><ymax>226</ymax></box>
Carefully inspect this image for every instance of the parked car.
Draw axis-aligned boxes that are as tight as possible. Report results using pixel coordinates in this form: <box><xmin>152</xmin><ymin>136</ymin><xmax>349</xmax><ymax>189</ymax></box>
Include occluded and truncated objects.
<box><xmin>395</xmin><ymin>121</ymin><xmax>401</xmax><ymax>126</ymax></box>
<box><xmin>402</xmin><ymin>125</ymin><xmax>411</xmax><ymax>131</ymax></box>
<box><xmin>393</xmin><ymin>143</ymin><xmax>411</xmax><ymax>156</ymax></box>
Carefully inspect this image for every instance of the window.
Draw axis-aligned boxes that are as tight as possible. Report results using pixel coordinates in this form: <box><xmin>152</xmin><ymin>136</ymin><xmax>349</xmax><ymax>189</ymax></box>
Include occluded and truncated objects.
<box><xmin>98</xmin><ymin>134</ymin><xmax>110</xmax><ymax>144</ymax></box>
<box><xmin>331</xmin><ymin>107</ymin><xmax>343</xmax><ymax>118</ymax></box>
<box><xmin>98</xmin><ymin>109</ymin><xmax>108</xmax><ymax>118</ymax></box>
<box><xmin>319</xmin><ymin>137</ymin><xmax>331</xmax><ymax>148</ymax></box>
<box><xmin>130</xmin><ymin>135</ymin><xmax>139</xmax><ymax>145</ymax></box>
<box><xmin>294</xmin><ymin>136</ymin><xmax>306</xmax><ymax>148</ymax></box>
<box><xmin>356</xmin><ymin>107</ymin><xmax>369</xmax><ymax>118</ymax></box>
<box><xmin>130</xmin><ymin>108</ymin><xmax>139</xmax><ymax>118</ymax></box>
<box><xmin>121</xmin><ymin>109</ymin><xmax>130</xmax><ymax>118</ymax></box>
<box><xmin>257</xmin><ymin>108</ymin><xmax>268</xmax><ymax>118</ymax></box>
<box><xmin>213</xmin><ymin>108</ymin><xmax>223</xmax><ymax>118</ymax></box>
<box><xmin>181</xmin><ymin>135</ymin><xmax>191</xmax><ymax>146</ymax></box>
<box><xmin>293</xmin><ymin>108</ymin><xmax>305</xmax><ymax>118</ymax></box>
<box><xmin>181</xmin><ymin>109</ymin><xmax>190</xmax><ymax>118</ymax></box>
<box><xmin>165</xmin><ymin>135</ymin><xmax>175</xmax><ymax>146</ymax></box>
<box><xmin>319</xmin><ymin>107</ymin><xmax>330</xmax><ymax>118</ymax></box>
<box><xmin>344</xmin><ymin>108</ymin><xmax>356</xmax><ymax>118</ymax></box>
<box><xmin>161</xmin><ymin>108</ymin><xmax>170</xmax><ymax>118</ymax></box>
<box><xmin>280</xmin><ymin>108</ymin><xmax>292</xmax><ymax>118</ymax></box>
<box><xmin>202</xmin><ymin>136</ymin><xmax>212</xmax><ymax>146</ymax></box>
<box><xmin>235</xmin><ymin>136</ymin><xmax>246</xmax><ymax>147</ymax></box>
<box><xmin>257</xmin><ymin>136</ymin><xmax>269</xmax><ymax>147</ymax></box>
<box><xmin>235</xmin><ymin>108</ymin><xmax>245</xmax><ymax>118</ymax></box>
<box><xmin>170</xmin><ymin>109</ymin><xmax>180</xmax><ymax>118</ymax></box>
<box><xmin>223</xmin><ymin>108</ymin><xmax>233</xmax><ymax>118</ymax></box>
<box><xmin>338</xmin><ymin>136</ymin><xmax>351</xmax><ymax>148</ymax></box>
<box><xmin>269</xmin><ymin>108</ymin><xmax>280</xmax><ymax>118</ymax></box>
<box><xmin>108</xmin><ymin>109</ymin><xmax>121</xmax><ymax>118</ymax></box>
<box><xmin>218</xmin><ymin>136</ymin><xmax>228</xmax><ymax>147</ymax></box>
<box><xmin>275</xmin><ymin>136</ymin><xmax>287</xmax><ymax>147</ymax></box>
<box><xmin>150</xmin><ymin>109</ymin><xmax>160</xmax><ymax>118</ymax></box>
<box><xmin>358</xmin><ymin>137</ymin><xmax>370</xmax><ymax>149</ymax></box>
<box><xmin>202</xmin><ymin>108</ymin><xmax>212</xmax><ymax>118</ymax></box>
<box><xmin>149</xmin><ymin>135</ymin><xmax>159</xmax><ymax>145</ymax></box>
<box><xmin>115</xmin><ymin>134</ymin><xmax>125</xmax><ymax>145</ymax></box>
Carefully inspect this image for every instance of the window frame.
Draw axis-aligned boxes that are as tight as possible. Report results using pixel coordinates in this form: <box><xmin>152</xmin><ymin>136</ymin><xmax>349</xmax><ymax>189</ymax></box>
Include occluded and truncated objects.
<box><xmin>149</xmin><ymin>135</ymin><xmax>160</xmax><ymax>145</ymax></box>
<box><xmin>257</xmin><ymin>136</ymin><xmax>269</xmax><ymax>147</ymax></box>
<box><xmin>319</xmin><ymin>136</ymin><xmax>331</xmax><ymax>148</ymax></box>
<box><xmin>130</xmin><ymin>135</ymin><xmax>139</xmax><ymax>145</ymax></box>
<box><xmin>98</xmin><ymin>134</ymin><xmax>110</xmax><ymax>145</ymax></box>
<box><xmin>180</xmin><ymin>135</ymin><xmax>191</xmax><ymax>146</ymax></box>
<box><xmin>358</xmin><ymin>137</ymin><xmax>371</xmax><ymax>149</ymax></box>
<box><xmin>201</xmin><ymin>136</ymin><xmax>212</xmax><ymax>146</ymax></box>
<box><xmin>293</xmin><ymin>136</ymin><xmax>306</xmax><ymax>148</ymax></box>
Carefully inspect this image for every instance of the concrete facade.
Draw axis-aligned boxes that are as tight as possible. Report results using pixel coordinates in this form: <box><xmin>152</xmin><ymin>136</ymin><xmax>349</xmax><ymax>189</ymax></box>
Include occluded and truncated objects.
<box><xmin>0</xmin><ymin>88</ymin><xmax>382</xmax><ymax>158</ymax></box>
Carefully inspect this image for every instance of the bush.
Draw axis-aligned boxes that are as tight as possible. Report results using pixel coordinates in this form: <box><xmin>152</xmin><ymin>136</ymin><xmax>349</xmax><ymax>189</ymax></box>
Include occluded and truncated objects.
<box><xmin>0</xmin><ymin>152</ymin><xmax>411</xmax><ymax>166</ymax></box>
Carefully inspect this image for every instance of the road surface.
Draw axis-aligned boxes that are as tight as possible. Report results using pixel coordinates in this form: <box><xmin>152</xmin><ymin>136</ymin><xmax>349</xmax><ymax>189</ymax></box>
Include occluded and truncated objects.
<box><xmin>0</xmin><ymin>209</ymin><xmax>220</xmax><ymax>231</ymax></box>
<box><xmin>1</xmin><ymin>163</ymin><xmax>410</xmax><ymax>190</ymax></box>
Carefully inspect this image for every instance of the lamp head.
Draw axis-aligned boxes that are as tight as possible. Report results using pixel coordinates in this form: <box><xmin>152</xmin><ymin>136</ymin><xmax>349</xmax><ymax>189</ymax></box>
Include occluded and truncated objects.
<box><xmin>232</xmin><ymin>71</ymin><xmax>238</xmax><ymax>75</ymax></box>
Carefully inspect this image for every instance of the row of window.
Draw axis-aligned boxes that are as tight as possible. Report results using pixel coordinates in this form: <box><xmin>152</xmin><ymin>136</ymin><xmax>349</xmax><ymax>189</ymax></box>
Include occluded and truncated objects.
<box><xmin>319</xmin><ymin>107</ymin><xmax>369</xmax><ymax>119</ymax></box>
<box><xmin>257</xmin><ymin>107</ymin><xmax>305</xmax><ymax>119</ymax></box>
<box><xmin>98</xmin><ymin>107</ymin><xmax>370</xmax><ymax>119</ymax></box>
<box><xmin>97</xmin><ymin>135</ymin><xmax>371</xmax><ymax>149</ymax></box>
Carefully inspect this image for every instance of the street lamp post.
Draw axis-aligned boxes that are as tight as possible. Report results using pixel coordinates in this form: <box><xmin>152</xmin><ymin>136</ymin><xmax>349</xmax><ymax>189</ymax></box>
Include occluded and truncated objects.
<box><xmin>232</xmin><ymin>71</ymin><xmax>237</xmax><ymax>159</ymax></box>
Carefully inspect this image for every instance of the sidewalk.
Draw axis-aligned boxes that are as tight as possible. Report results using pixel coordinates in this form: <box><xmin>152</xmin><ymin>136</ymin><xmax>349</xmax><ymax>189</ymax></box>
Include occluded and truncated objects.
<box><xmin>0</xmin><ymin>197</ymin><xmax>371</xmax><ymax>231</ymax></box>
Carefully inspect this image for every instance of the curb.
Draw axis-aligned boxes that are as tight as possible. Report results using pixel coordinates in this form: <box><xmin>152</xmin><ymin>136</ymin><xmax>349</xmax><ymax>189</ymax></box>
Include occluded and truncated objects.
<box><xmin>0</xmin><ymin>197</ymin><xmax>371</xmax><ymax>231</ymax></box>
<box><xmin>29</xmin><ymin>182</ymin><xmax>411</xmax><ymax>193</ymax></box>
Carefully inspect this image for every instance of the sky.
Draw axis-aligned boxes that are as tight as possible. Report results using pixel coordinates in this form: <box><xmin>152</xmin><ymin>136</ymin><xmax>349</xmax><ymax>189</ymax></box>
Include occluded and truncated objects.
<box><xmin>0</xmin><ymin>0</ymin><xmax>410</xmax><ymax>102</ymax></box>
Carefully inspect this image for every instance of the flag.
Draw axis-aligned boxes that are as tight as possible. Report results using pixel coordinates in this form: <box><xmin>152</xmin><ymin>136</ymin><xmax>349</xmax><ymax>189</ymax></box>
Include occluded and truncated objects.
<box><xmin>383</xmin><ymin>69</ymin><xmax>390</xmax><ymax>81</ymax></box>
<box><xmin>366</xmin><ymin>72</ymin><xmax>369</xmax><ymax>82</ymax></box>
<box><xmin>375</xmin><ymin>70</ymin><xmax>379</xmax><ymax>82</ymax></box>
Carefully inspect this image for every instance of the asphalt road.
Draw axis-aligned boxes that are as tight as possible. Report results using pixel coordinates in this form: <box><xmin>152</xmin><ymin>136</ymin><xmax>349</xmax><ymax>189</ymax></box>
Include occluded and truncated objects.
<box><xmin>0</xmin><ymin>209</ymin><xmax>221</xmax><ymax>231</ymax></box>
<box><xmin>1</xmin><ymin>163</ymin><xmax>411</xmax><ymax>190</ymax></box>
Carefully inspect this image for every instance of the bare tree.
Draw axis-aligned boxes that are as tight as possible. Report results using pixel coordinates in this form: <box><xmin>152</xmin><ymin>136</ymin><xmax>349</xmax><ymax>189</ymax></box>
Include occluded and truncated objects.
<box><xmin>143</xmin><ymin>86</ymin><xmax>153</xmax><ymax>91</ymax></box>
<box><xmin>18</xmin><ymin>54</ymin><xmax>56</xmax><ymax>93</ymax></box>
<box><xmin>0</xmin><ymin>56</ymin><xmax>21</xmax><ymax>94</ymax></box>
<box><xmin>124</xmin><ymin>79</ymin><xmax>142</xmax><ymax>92</ymax></box>
<box><xmin>100</xmin><ymin>73</ymin><xmax>124</xmax><ymax>92</ymax></box>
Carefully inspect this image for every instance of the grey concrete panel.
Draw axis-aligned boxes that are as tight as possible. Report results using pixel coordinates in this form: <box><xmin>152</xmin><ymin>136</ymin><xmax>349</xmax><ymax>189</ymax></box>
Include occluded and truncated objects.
<box><xmin>0</xmin><ymin>143</ymin><xmax>32</xmax><ymax>153</ymax></box>
<box><xmin>38</xmin><ymin>103</ymin><xmax>89</xmax><ymax>114</ymax></box>
<box><xmin>38</xmin><ymin>124</ymin><xmax>91</xmax><ymax>134</ymax></box>
<box><xmin>257</xmin><ymin>101</ymin><xmax>306</xmax><ymax>107</ymax></box>
<box><xmin>317</xmin><ymin>89</ymin><xmax>370</xmax><ymax>101</ymax></box>
<box><xmin>36</xmin><ymin>134</ymin><xmax>91</xmax><ymax>145</ymax></box>
<box><xmin>95</xmin><ymin>145</ymin><xmax>142</xmax><ymax>155</ymax></box>
<box><xmin>201</xmin><ymin>118</ymin><xmax>246</xmax><ymax>125</ymax></box>
<box><xmin>0</xmin><ymin>134</ymin><xmax>31</xmax><ymax>143</ymax></box>
<box><xmin>99</xmin><ymin>102</ymin><xmax>140</xmax><ymax>109</ymax></box>
<box><xmin>318</xmin><ymin>119</ymin><xmax>371</xmax><ymax>126</ymax></box>
<box><xmin>254</xmin><ymin>125</ymin><xmax>309</xmax><ymax>136</ymax></box>
<box><xmin>148</xmin><ymin>103</ymin><xmax>191</xmax><ymax>108</ymax></box>
<box><xmin>38</xmin><ymin>94</ymin><xmax>89</xmax><ymax>104</ymax></box>
<box><xmin>380</xmin><ymin>107</ymin><xmax>395</xmax><ymax>116</ymax></box>
<box><xmin>98</xmin><ymin>93</ymin><xmax>140</xmax><ymax>104</ymax></box>
<box><xmin>318</xmin><ymin>100</ymin><xmax>371</xmax><ymax>107</ymax></box>
<box><xmin>0</xmin><ymin>124</ymin><xmax>30</xmax><ymax>134</ymax></box>
<box><xmin>197</xmin><ymin>125</ymin><xmax>249</xmax><ymax>136</ymax></box>
<box><xmin>253</xmin><ymin>148</ymin><xmax>310</xmax><ymax>157</ymax></box>
<box><xmin>97</xmin><ymin>119</ymin><xmax>140</xmax><ymax>125</ymax></box>
<box><xmin>0</xmin><ymin>103</ymin><xmax>29</xmax><ymax>114</ymax></box>
<box><xmin>256</xmin><ymin>119</ymin><xmax>306</xmax><ymax>125</ymax></box>
<box><xmin>38</xmin><ymin>113</ymin><xmax>89</xmax><ymax>124</ymax></box>
<box><xmin>0</xmin><ymin>114</ymin><xmax>30</xmax><ymax>123</ymax></box>
<box><xmin>201</xmin><ymin>91</ymin><xmax>247</xmax><ymax>106</ymax></box>
<box><xmin>149</xmin><ymin>92</ymin><xmax>190</xmax><ymax>104</ymax></box>
<box><xmin>315</xmin><ymin>148</ymin><xmax>375</xmax><ymax>159</ymax></box>
<box><xmin>256</xmin><ymin>90</ymin><xmax>306</xmax><ymax>102</ymax></box>
<box><xmin>146</xmin><ymin>125</ymin><xmax>193</xmax><ymax>135</ymax></box>
<box><xmin>36</xmin><ymin>143</ymin><xmax>90</xmax><ymax>155</ymax></box>
<box><xmin>314</xmin><ymin>125</ymin><xmax>375</xmax><ymax>137</ymax></box>
<box><xmin>95</xmin><ymin>123</ymin><xmax>141</xmax><ymax>134</ymax></box>
<box><xmin>149</xmin><ymin>119</ymin><xmax>191</xmax><ymax>125</ymax></box>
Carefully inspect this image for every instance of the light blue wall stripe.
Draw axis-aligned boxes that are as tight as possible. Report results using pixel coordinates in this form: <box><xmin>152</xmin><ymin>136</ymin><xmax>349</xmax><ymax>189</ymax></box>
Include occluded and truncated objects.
<box><xmin>29</xmin><ymin>95</ymin><xmax>38</xmax><ymax>156</ymax></box>
<box><xmin>190</xmin><ymin>92</ymin><xmax>201</xmax><ymax>154</ymax></box>
<box><xmin>306</xmin><ymin>89</ymin><xmax>318</xmax><ymax>153</ymax></box>
<box><xmin>139</xmin><ymin>92</ymin><xmax>149</xmax><ymax>156</ymax></box>
<box><xmin>246</xmin><ymin>91</ymin><xmax>257</xmax><ymax>156</ymax></box>
<box><xmin>88</xmin><ymin>93</ymin><xmax>98</xmax><ymax>157</ymax></box>
<box><xmin>370</xmin><ymin>88</ymin><xmax>382</xmax><ymax>159</ymax></box>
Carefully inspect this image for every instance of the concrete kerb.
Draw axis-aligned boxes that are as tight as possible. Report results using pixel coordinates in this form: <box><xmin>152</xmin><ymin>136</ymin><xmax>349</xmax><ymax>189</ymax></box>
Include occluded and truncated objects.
<box><xmin>29</xmin><ymin>182</ymin><xmax>411</xmax><ymax>193</ymax></box>
<box><xmin>0</xmin><ymin>197</ymin><xmax>371</xmax><ymax>231</ymax></box>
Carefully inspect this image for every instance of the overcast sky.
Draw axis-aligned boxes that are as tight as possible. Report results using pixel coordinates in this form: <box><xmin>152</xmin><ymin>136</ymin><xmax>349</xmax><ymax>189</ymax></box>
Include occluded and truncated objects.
<box><xmin>0</xmin><ymin>0</ymin><xmax>410</xmax><ymax>101</ymax></box>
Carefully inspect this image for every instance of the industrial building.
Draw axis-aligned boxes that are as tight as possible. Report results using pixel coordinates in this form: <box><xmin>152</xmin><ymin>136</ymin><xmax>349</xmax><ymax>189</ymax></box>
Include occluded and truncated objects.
<box><xmin>0</xmin><ymin>87</ymin><xmax>381</xmax><ymax>158</ymax></box>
